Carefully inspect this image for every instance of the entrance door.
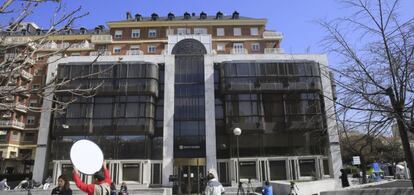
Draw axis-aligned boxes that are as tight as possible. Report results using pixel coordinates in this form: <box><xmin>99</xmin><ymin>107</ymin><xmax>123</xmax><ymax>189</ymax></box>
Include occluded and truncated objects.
<box><xmin>174</xmin><ymin>158</ymin><xmax>206</xmax><ymax>195</ymax></box>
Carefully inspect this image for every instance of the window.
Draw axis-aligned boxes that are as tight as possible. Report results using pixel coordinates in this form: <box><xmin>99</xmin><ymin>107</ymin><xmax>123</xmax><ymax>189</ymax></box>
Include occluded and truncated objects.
<box><xmin>32</xmin><ymin>84</ymin><xmax>40</xmax><ymax>89</ymax></box>
<box><xmin>27</xmin><ymin>116</ymin><xmax>35</xmax><ymax>125</ymax></box>
<box><xmin>233</xmin><ymin>43</ymin><xmax>244</xmax><ymax>49</ymax></box>
<box><xmin>131</xmin><ymin>29</ymin><xmax>140</xmax><ymax>38</ymax></box>
<box><xmin>29</xmin><ymin>99</ymin><xmax>37</xmax><ymax>107</ymax></box>
<box><xmin>130</xmin><ymin>45</ymin><xmax>140</xmax><ymax>50</ymax></box>
<box><xmin>114</xmin><ymin>30</ymin><xmax>123</xmax><ymax>39</ymax></box>
<box><xmin>177</xmin><ymin>28</ymin><xmax>188</xmax><ymax>35</ymax></box>
<box><xmin>251</xmin><ymin>43</ymin><xmax>260</xmax><ymax>52</ymax></box>
<box><xmin>148</xmin><ymin>45</ymin><xmax>157</xmax><ymax>53</ymax></box>
<box><xmin>0</xmin><ymin>130</ymin><xmax>7</xmax><ymax>141</ymax></box>
<box><xmin>217</xmin><ymin>28</ymin><xmax>225</xmax><ymax>36</ymax></box>
<box><xmin>233</xmin><ymin>28</ymin><xmax>242</xmax><ymax>36</ymax></box>
<box><xmin>23</xmin><ymin>133</ymin><xmax>35</xmax><ymax>142</ymax></box>
<box><xmin>250</xmin><ymin>27</ymin><xmax>259</xmax><ymax>36</ymax></box>
<box><xmin>148</xmin><ymin>29</ymin><xmax>157</xmax><ymax>38</ymax></box>
<box><xmin>10</xmin><ymin>152</ymin><xmax>17</xmax><ymax>158</ymax></box>
<box><xmin>10</xmin><ymin>131</ymin><xmax>19</xmax><ymax>141</ymax></box>
<box><xmin>217</xmin><ymin>43</ymin><xmax>226</xmax><ymax>51</ymax></box>
<box><xmin>113</xmin><ymin>46</ymin><xmax>121</xmax><ymax>54</ymax></box>
<box><xmin>194</xmin><ymin>28</ymin><xmax>207</xmax><ymax>35</ymax></box>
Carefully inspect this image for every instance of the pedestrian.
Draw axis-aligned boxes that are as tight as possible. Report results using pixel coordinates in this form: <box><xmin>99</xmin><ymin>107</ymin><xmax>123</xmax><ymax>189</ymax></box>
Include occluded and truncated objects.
<box><xmin>73</xmin><ymin>161</ymin><xmax>112</xmax><ymax>195</ymax></box>
<box><xmin>51</xmin><ymin>175</ymin><xmax>72</xmax><ymax>195</ymax></box>
<box><xmin>0</xmin><ymin>178</ymin><xmax>10</xmax><ymax>190</ymax></box>
<box><xmin>340</xmin><ymin>169</ymin><xmax>350</xmax><ymax>188</ymax></box>
<box><xmin>110</xmin><ymin>183</ymin><xmax>117</xmax><ymax>195</ymax></box>
<box><xmin>118</xmin><ymin>182</ymin><xmax>128</xmax><ymax>195</ymax></box>
<box><xmin>262</xmin><ymin>181</ymin><xmax>273</xmax><ymax>195</ymax></box>
<box><xmin>204</xmin><ymin>172</ymin><xmax>225</xmax><ymax>195</ymax></box>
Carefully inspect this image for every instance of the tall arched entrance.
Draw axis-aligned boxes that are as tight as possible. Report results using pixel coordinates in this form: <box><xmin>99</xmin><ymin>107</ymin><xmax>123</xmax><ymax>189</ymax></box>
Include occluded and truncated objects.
<box><xmin>172</xmin><ymin>39</ymin><xmax>207</xmax><ymax>194</ymax></box>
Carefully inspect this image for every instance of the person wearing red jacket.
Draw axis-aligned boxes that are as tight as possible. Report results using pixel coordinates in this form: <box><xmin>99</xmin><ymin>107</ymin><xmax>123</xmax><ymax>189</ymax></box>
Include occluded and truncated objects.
<box><xmin>72</xmin><ymin>161</ymin><xmax>112</xmax><ymax>195</ymax></box>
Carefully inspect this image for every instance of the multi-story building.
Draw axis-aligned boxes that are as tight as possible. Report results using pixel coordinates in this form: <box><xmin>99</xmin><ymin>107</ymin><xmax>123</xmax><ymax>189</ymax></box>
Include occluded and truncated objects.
<box><xmin>0</xmin><ymin>23</ymin><xmax>41</xmax><ymax>175</ymax></box>
<box><xmin>2</xmin><ymin>12</ymin><xmax>341</xmax><ymax>193</ymax></box>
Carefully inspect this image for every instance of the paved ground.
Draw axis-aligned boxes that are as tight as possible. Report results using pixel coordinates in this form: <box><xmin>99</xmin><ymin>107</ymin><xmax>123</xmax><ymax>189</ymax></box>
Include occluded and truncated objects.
<box><xmin>364</xmin><ymin>180</ymin><xmax>412</xmax><ymax>188</ymax></box>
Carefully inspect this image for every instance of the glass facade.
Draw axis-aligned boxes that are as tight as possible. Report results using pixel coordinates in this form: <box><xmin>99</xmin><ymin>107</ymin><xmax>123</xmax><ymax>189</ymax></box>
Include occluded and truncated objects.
<box><xmin>50</xmin><ymin>62</ymin><xmax>162</xmax><ymax>160</ymax></box>
<box><xmin>172</xmin><ymin>39</ymin><xmax>207</xmax><ymax>158</ymax></box>
<box><xmin>216</xmin><ymin>61</ymin><xmax>328</xmax><ymax>159</ymax></box>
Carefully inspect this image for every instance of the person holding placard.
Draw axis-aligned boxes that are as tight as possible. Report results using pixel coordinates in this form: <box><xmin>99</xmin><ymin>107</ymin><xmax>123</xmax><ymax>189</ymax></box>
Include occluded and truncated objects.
<box><xmin>73</xmin><ymin>161</ymin><xmax>112</xmax><ymax>195</ymax></box>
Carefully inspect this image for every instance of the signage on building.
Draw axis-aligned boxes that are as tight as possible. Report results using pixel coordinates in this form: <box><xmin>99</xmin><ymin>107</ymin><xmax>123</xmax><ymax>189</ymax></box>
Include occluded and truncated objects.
<box><xmin>178</xmin><ymin>145</ymin><xmax>200</xmax><ymax>150</ymax></box>
<box><xmin>0</xmin><ymin>130</ymin><xmax>7</xmax><ymax>135</ymax></box>
<box><xmin>352</xmin><ymin>156</ymin><xmax>361</xmax><ymax>165</ymax></box>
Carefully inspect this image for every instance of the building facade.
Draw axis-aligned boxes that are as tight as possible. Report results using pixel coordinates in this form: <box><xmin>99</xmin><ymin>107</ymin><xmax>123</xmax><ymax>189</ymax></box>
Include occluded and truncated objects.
<box><xmin>2</xmin><ymin>12</ymin><xmax>342</xmax><ymax>193</ymax></box>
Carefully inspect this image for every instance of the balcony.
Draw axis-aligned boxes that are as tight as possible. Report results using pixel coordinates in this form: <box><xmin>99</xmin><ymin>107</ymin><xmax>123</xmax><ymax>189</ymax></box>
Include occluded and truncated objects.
<box><xmin>0</xmin><ymin>120</ymin><xmax>25</xmax><ymax>129</ymax></box>
<box><xmin>39</xmin><ymin>41</ymin><xmax>94</xmax><ymax>51</ymax></box>
<box><xmin>0</xmin><ymin>103</ymin><xmax>28</xmax><ymax>113</ymax></box>
<box><xmin>231</xmin><ymin>48</ymin><xmax>248</xmax><ymax>54</ymax></box>
<box><xmin>20</xmin><ymin>70</ymin><xmax>33</xmax><ymax>81</ymax></box>
<box><xmin>3</xmin><ymin>37</ymin><xmax>36</xmax><ymax>49</ymax></box>
<box><xmin>89</xmin><ymin>51</ymin><xmax>112</xmax><ymax>56</ymax></box>
<box><xmin>91</xmin><ymin>35</ymin><xmax>113</xmax><ymax>43</ymax></box>
<box><xmin>4</xmin><ymin>53</ymin><xmax>36</xmax><ymax>65</ymax></box>
<box><xmin>264</xmin><ymin>48</ymin><xmax>284</xmax><ymax>54</ymax></box>
<box><xmin>0</xmin><ymin>86</ymin><xmax>30</xmax><ymax>97</ymax></box>
<box><xmin>2</xmin><ymin>112</ymin><xmax>12</xmax><ymax>118</ymax></box>
<box><xmin>262</xmin><ymin>31</ymin><xmax>283</xmax><ymax>40</ymax></box>
<box><xmin>126</xmin><ymin>50</ymin><xmax>144</xmax><ymax>55</ymax></box>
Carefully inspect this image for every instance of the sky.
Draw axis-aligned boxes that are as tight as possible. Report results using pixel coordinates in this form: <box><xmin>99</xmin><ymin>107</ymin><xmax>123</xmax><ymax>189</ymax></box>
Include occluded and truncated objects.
<box><xmin>10</xmin><ymin>0</ymin><xmax>414</xmax><ymax>67</ymax></box>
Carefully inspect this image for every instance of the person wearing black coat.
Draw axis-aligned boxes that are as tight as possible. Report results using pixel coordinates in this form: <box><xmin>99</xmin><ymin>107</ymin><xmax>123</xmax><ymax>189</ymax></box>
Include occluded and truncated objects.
<box><xmin>51</xmin><ymin>175</ymin><xmax>72</xmax><ymax>195</ymax></box>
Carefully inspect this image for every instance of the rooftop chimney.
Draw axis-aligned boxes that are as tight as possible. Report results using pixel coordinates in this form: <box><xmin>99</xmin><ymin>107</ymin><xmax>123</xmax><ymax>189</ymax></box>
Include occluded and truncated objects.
<box><xmin>200</xmin><ymin>12</ymin><xmax>207</xmax><ymax>19</ymax></box>
<box><xmin>232</xmin><ymin>11</ymin><xmax>240</xmax><ymax>19</ymax></box>
<box><xmin>135</xmin><ymin>13</ymin><xmax>142</xmax><ymax>21</ymax></box>
<box><xmin>151</xmin><ymin>13</ymin><xmax>159</xmax><ymax>21</ymax></box>
<box><xmin>167</xmin><ymin>12</ymin><xmax>175</xmax><ymax>20</ymax></box>
<box><xmin>184</xmin><ymin>12</ymin><xmax>191</xmax><ymax>20</ymax></box>
<box><xmin>216</xmin><ymin>11</ymin><xmax>223</xmax><ymax>19</ymax></box>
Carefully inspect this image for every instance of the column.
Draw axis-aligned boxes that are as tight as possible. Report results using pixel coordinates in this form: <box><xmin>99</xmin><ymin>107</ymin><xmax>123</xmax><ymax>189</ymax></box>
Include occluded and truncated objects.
<box><xmin>204</xmin><ymin>55</ymin><xmax>217</xmax><ymax>172</ymax></box>
<box><xmin>162</xmin><ymin>55</ymin><xmax>175</xmax><ymax>186</ymax></box>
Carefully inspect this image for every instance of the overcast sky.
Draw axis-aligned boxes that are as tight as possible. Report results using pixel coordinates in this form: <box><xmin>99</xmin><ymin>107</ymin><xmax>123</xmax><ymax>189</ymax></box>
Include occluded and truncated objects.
<box><xmin>11</xmin><ymin>0</ymin><xmax>414</xmax><ymax>67</ymax></box>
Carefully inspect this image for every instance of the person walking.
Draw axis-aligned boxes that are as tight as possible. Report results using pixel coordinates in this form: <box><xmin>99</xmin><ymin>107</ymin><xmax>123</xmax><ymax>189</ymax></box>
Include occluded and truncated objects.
<box><xmin>262</xmin><ymin>181</ymin><xmax>273</xmax><ymax>195</ymax></box>
<box><xmin>204</xmin><ymin>173</ymin><xmax>225</xmax><ymax>195</ymax></box>
<box><xmin>0</xmin><ymin>179</ymin><xmax>10</xmax><ymax>190</ymax></box>
<box><xmin>118</xmin><ymin>182</ymin><xmax>128</xmax><ymax>195</ymax></box>
<box><xmin>340</xmin><ymin>169</ymin><xmax>350</xmax><ymax>188</ymax></box>
<box><xmin>73</xmin><ymin>161</ymin><xmax>112</xmax><ymax>195</ymax></box>
<box><xmin>51</xmin><ymin>175</ymin><xmax>72</xmax><ymax>195</ymax></box>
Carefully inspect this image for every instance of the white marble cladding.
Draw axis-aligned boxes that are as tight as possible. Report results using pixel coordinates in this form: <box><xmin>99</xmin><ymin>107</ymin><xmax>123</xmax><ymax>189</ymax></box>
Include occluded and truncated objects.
<box><xmin>204</xmin><ymin>55</ymin><xmax>217</xmax><ymax>172</ymax></box>
<box><xmin>167</xmin><ymin>35</ymin><xmax>213</xmax><ymax>55</ymax></box>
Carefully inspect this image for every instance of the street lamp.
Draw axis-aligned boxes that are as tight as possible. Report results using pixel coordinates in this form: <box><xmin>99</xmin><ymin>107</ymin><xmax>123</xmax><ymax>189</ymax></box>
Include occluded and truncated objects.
<box><xmin>233</xmin><ymin>127</ymin><xmax>242</xmax><ymax>195</ymax></box>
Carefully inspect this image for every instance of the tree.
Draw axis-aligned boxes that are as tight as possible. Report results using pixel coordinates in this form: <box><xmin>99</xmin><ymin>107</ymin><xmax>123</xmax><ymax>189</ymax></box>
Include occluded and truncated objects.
<box><xmin>338</xmin><ymin>108</ymin><xmax>390</xmax><ymax>183</ymax></box>
<box><xmin>0</xmin><ymin>0</ymin><xmax>105</xmax><ymax>113</ymax></box>
<box><xmin>321</xmin><ymin>0</ymin><xmax>414</xmax><ymax>187</ymax></box>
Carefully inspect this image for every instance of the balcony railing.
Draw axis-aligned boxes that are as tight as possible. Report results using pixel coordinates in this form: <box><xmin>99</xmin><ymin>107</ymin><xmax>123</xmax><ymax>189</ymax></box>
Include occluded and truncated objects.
<box><xmin>0</xmin><ymin>120</ymin><xmax>25</xmax><ymax>129</ymax></box>
<box><xmin>263</xmin><ymin>31</ymin><xmax>283</xmax><ymax>39</ymax></box>
<box><xmin>0</xmin><ymin>86</ymin><xmax>29</xmax><ymax>97</ymax></box>
<box><xmin>39</xmin><ymin>42</ymin><xmax>94</xmax><ymax>51</ymax></box>
<box><xmin>0</xmin><ymin>103</ymin><xmax>28</xmax><ymax>113</ymax></box>
<box><xmin>231</xmin><ymin>48</ymin><xmax>248</xmax><ymax>54</ymax></box>
<box><xmin>3</xmin><ymin>37</ymin><xmax>33</xmax><ymax>45</ymax></box>
<box><xmin>4</xmin><ymin>53</ymin><xmax>36</xmax><ymax>65</ymax></box>
<box><xmin>126</xmin><ymin>50</ymin><xmax>144</xmax><ymax>55</ymax></box>
<box><xmin>91</xmin><ymin>35</ymin><xmax>113</xmax><ymax>43</ymax></box>
<box><xmin>264</xmin><ymin>48</ymin><xmax>284</xmax><ymax>54</ymax></box>
<box><xmin>89</xmin><ymin>51</ymin><xmax>112</xmax><ymax>56</ymax></box>
<box><xmin>20</xmin><ymin>70</ymin><xmax>33</xmax><ymax>81</ymax></box>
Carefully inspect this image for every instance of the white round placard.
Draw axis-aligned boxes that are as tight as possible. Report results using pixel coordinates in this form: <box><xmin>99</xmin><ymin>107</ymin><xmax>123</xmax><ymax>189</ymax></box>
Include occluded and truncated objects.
<box><xmin>70</xmin><ymin>139</ymin><xmax>103</xmax><ymax>175</ymax></box>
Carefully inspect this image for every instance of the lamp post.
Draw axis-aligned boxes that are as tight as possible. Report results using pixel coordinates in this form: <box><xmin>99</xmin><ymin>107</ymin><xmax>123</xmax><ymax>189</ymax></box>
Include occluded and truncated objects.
<box><xmin>233</xmin><ymin>127</ymin><xmax>242</xmax><ymax>194</ymax></box>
